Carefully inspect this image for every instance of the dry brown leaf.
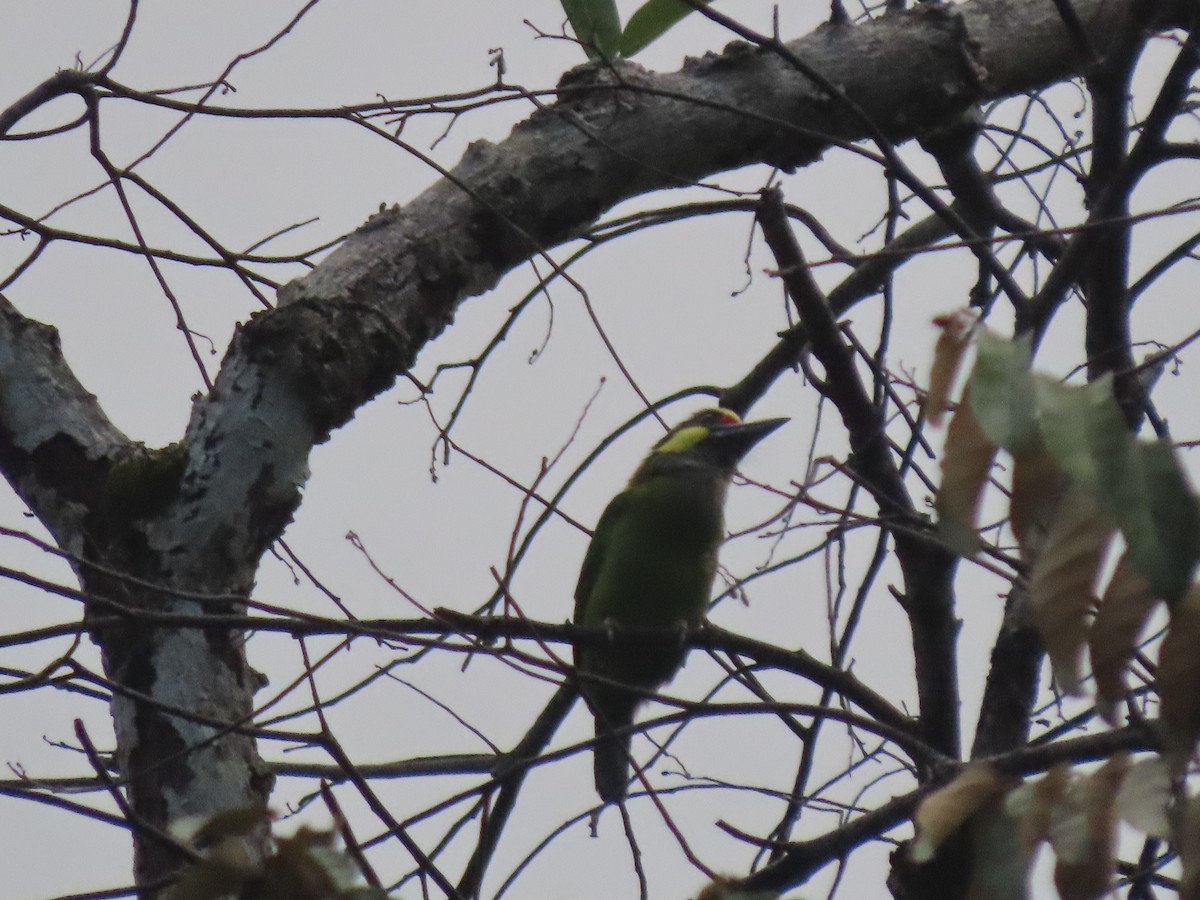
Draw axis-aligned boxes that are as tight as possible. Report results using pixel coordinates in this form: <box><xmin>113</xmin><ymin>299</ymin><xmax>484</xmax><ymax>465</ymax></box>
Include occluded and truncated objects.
<box><xmin>1175</xmin><ymin>790</ymin><xmax>1200</xmax><ymax>900</ymax></box>
<box><xmin>924</xmin><ymin>308</ymin><xmax>978</xmax><ymax>426</ymax></box>
<box><xmin>1158</xmin><ymin>585</ymin><xmax>1200</xmax><ymax>774</ymax></box>
<box><xmin>1029</xmin><ymin>486</ymin><xmax>1115</xmax><ymax>695</ymax></box>
<box><xmin>1009</xmin><ymin>447</ymin><xmax>1063</xmax><ymax>563</ymax></box>
<box><xmin>1050</xmin><ymin>756</ymin><xmax>1127</xmax><ymax>900</ymax></box>
<box><xmin>911</xmin><ymin>762</ymin><xmax>1014</xmax><ymax>863</ymax></box>
<box><xmin>936</xmin><ymin>388</ymin><xmax>998</xmax><ymax>557</ymax></box>
<box><xmin>1008</xmin><ymin>764</ymin><xmax>1069</xmax><ymax>853</ymax></box>
<box><xmin>1089</xmin><ymin>554</ymin><xmax>1159</xmax><ymax>724</ymax></box>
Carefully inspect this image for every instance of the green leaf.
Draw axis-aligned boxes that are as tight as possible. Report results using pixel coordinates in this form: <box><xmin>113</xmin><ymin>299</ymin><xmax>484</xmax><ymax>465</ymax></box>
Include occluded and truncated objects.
<box><xmin>966</xmin><ymin>330</ymin><xmax>1038</xmax><ymax>454</ymax></box>
<box><xmin>620</xmin><ymin>0</ymin><xmax>714</xmax><ymax>58</ymax></box>
<box><xmin>1034</xmin><ymin>374</ymin><xmax>1126</xmax><ymax>495</ymax></box>
<box><xmin>1105</xmin><ymin>440</ymin><xmax>1200</xmax><ymax>606</ymax></box>
<box><xmin>1033</xmin><ymin>374</ymin><xmax>1200</xmax><ymax>605</ymax></box>
<box><xmin>562</xmin><ymin>0</ymin><xmax>623</xmax><ymax>60</ymax></box>
<box><xmin>967</xmin><ymin>795</ymin><xmax>1036</xmax><ymax>900</ymax></box>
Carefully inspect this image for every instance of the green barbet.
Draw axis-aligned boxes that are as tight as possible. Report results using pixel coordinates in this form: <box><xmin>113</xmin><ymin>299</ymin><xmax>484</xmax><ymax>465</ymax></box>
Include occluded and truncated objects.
<box><xmin>573</xmin><ymin>408</ymin><xmax>786</xmax><ymax>802</ymax></box>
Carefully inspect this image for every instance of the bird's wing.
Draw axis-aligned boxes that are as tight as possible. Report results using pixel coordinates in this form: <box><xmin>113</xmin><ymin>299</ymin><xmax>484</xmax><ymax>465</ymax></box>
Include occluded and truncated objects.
<box><xmin>573</xmin><ymin>488</ymin><xmax>632</xmax><ymax>622</ymax></box>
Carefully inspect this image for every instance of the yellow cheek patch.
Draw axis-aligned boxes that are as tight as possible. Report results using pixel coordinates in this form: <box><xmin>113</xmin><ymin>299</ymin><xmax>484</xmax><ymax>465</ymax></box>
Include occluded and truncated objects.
<box><xmin>655</xmin><ymin>425</ymin><xmax>709</xmax><ymax>454</ymax></box>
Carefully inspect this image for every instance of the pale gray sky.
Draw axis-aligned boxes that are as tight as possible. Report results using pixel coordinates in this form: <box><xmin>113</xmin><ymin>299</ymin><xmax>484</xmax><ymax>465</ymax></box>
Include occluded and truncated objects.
<box><xmin>3</xmin><ymin>3</ymin><xmax>1193</xmax><ymax>898</ymax></box>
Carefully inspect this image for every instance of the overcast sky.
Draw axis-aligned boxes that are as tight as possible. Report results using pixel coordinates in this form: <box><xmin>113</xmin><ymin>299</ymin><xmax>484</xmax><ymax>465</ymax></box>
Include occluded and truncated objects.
<box><xmin>4</xmin><ymin>3</ymin><xmax>1195</xmax><ymax>898</ymax></box>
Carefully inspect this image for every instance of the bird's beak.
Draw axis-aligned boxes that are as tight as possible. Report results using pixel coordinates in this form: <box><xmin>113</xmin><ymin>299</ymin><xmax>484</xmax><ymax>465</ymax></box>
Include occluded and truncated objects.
<box><xmin>710</xmin><ymin>417</ymin><xmax>787</xmax><ymax>465</ymax></box>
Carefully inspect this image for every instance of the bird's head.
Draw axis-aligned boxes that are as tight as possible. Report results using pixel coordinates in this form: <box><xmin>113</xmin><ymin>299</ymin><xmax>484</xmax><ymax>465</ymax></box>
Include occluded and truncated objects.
<box><xmin>639</xmin><ymin>408</ymin><xmax>787</xmax><ymax>477</ymax></box>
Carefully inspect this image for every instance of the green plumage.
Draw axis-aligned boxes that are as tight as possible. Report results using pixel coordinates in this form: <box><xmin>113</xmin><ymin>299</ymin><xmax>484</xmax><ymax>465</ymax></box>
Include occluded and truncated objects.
<box><xmin>573</xmin><ymin>408</ymin><xmax>785</xmax><ymax>802</ymax></box>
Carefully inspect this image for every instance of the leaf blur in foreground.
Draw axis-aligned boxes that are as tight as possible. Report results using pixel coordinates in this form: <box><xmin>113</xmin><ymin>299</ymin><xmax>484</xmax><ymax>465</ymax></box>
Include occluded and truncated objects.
<box><xmin>1113</xmin><ymin>756</ymin><xmax>1171</xmax><ymax>838</ymax></box>
<box><xmin>562</xmin><ymin>0</ymin><xmax>622</xmax><ymax>59</ymax></box>
<box><xmin>1088</xmin><ymin>554</ymin><xmax>1159</xmax><ymax>723</ymax></box>
<box><xmin>931</xmin><ymin>322</ymin><xmax>1200</xmax><ymax>748</ymax></box>
<box><xmin>923</xmin><ymin>309</ymin><xmax>977</xmax><ymax>426</ymax></box>
<box><xmin>966</xmin><ymin>800</ymin><xmax>1032</xmax><ymax>900</ymax></box>
<box><xmin>621</xmin><ymin>0</ymin><xmax>714</xmax><ymax>57</ymax></box>
<box><xmin>1101</xmin><ymin>439</ymin><xmax>1200</xmax><ymax>607</ymax></box>
<box><xmin>967</xmin><ymin>330</ymin><xmax>1038</xmax><ymax>454</ymax></box>
<box><xmin>1034</xmin><ymin>374</ymin><xmax>1200</xmax><ymax>605</ymax></box>
<box><xmin>1008</xmin><ymin>446</ymin><xmax>1062</xmax><ymax>561</ymax></box>
<box><xmin>1174</xmin><ymin>790</ymin><xmax>1200</xmax><ymax>900</ymax></box>
<box><xmin>1157</xmin><ymin>586</ymin><xmax>1200</xmax><ymax>771</ymax></box>
<box><xmin>910</xmin><ymin>762</ymin><xmax>1013</xmax><ymax>863</ymax></box>
<box><xmin>1028</xmin><ymin>486</ymin><xmax>1113</xmax><ymax>695</ymax></box>
<box><xmin>934</xmin><ymin>388</ymin><xmax>996</xmax><ymax>556</ymax></box>
<box><xmin>938</xmin><ymin>325</ymin><xmax>1200</xmax><ymax>600</ymax></box>
<box><xmin>1048</xmin><ymin>756</ymin><xmax>1126</xmax><ymax>900</ymax></box>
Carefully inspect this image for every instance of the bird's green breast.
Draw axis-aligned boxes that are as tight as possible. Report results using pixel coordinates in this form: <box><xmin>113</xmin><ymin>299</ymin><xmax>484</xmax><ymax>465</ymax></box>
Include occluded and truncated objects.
<box><xmin>578</xmin><ymin>472</ymin><xmax>726</xmax><ymax>630</ymax></box>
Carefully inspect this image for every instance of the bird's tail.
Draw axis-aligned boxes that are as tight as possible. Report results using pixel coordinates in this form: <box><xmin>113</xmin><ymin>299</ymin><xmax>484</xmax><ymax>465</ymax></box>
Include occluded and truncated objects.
<box><xmin>593</xmin><ymin>727</ymin><xmax>631</xmax><ymax>803</ymax></box>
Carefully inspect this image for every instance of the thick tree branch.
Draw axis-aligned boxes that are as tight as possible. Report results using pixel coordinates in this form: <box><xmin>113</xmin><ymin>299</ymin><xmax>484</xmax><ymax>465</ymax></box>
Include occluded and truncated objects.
<box><xmin>0</xmin><ymin>294</ymin><xmax>130</xmax><ymax>547</ymax></box>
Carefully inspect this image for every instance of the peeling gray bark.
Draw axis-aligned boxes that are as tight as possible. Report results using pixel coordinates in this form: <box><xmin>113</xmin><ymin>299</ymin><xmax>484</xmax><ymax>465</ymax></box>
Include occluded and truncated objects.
<box><xmin>0</xmin><ymin>0</ymin><xmax>1183</xmax><ymax>892</ymax></box>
